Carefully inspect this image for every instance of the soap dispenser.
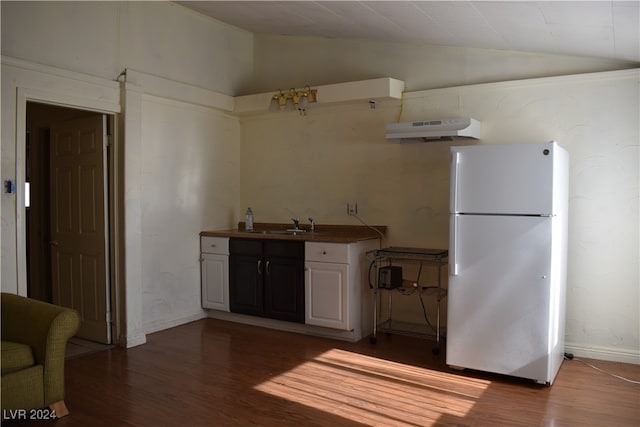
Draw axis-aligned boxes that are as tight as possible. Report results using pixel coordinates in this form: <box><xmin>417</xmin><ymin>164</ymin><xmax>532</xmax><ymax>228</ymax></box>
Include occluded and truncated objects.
<box><xmin>245</xmin><ymin>208</ymin><xmax>254</xmax><ymax>232</ymax></box>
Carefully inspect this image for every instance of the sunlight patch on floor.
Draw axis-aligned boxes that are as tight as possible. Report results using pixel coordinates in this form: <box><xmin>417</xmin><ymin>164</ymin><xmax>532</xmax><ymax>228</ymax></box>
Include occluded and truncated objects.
<box><xmin>254</xmin><ymin>348</ymin><xmax>490</xmax><ymax>426</ymax></box>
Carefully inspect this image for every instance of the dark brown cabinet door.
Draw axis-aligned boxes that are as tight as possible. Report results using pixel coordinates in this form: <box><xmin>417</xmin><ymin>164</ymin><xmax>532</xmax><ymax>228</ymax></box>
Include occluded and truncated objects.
<box><xmin>264</xmin><ymin>241</ymin><xmax>304</xmax><ymax>323</ymax></box>
<box><xmin>229</xmin><ymin>239</ymin><xmax>304</xmax><ymax>323</ymax></box>
<box><xmin>229</xmin><ymin>253</ymin><xmax>263</xmax><ymax>316</ymax></box>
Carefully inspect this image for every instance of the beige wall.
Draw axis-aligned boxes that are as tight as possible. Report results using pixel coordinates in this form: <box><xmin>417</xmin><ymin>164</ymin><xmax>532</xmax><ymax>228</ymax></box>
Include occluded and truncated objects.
<box><xmin>240</xmin><ymin>70</ymin><xmax>639</xmax><ymax>362</ymax></box>
<box><xmin>140</xmin><ymin>95</ymin><xmax>240</xmax><ymax>333</ymax></box>
<box><xmin>0</xmin><ymin>1</ymin><xmax>253</xmax><ymax>95</ymax></box>
<box><xmin>1</xmin><ymin>1</ymin><xmax>247</xmax><ymax>344</ymax></box>
<box><xmin>1</xmin><ymin>1</ymin><xmax>638</xmax><ymax>362</ymax></box>
<box><xmin>240</xmin><ymin>103</ymin><xmax>451</xmax><ymax>248</ymax></box>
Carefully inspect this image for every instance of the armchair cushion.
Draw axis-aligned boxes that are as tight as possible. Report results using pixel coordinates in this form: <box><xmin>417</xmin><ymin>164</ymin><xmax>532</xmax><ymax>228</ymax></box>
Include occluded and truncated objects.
<box><xmin>1</xmin><ymin>365</ymin><xmax>44</xmax><ymax>411</ymax></box>
<box><xmin>1</xmin><ymin>341</ymin><xmax>35</xmax><ymax>375</ymax></box>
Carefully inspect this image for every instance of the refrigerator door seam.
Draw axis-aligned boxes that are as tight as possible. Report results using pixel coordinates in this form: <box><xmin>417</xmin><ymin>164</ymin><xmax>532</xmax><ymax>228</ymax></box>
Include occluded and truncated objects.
<box><xmin>458</xmin><ymin>213</ymin><xmax>554</xmax><ymax>217</ymax></box>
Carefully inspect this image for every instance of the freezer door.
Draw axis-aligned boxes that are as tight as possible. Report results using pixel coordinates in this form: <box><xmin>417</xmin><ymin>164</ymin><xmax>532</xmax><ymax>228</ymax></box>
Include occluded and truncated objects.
<box><xmin>447</xmin><ymin>214</ymin><xmax>555</xmax><ymax>382</ymax></box>
<box><xmin>451</xmin><ymin>143</ymin><xmax>556</xmax><ymax>215</ymax></box>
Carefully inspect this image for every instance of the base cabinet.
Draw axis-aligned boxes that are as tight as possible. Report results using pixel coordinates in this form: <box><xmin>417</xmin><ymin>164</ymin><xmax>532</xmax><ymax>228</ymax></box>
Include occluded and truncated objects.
<box><xmin>229</xmin><ymin>239</ymin><xmax>305</xmax><ymax>323</ymax></box>
<box><xmin>202</xmin><ymin>234</ymin><xmax>379</xmax><ymax>341</ymax></box>
<box><xmin>305</xmin><ymin>240</ymin><xmax>379</xmax><ymax>335</ymax></box>
<box><xmin>200</xmin><ymin>237</ymin><xmax>229</xmax><ymax>311</ymax></box>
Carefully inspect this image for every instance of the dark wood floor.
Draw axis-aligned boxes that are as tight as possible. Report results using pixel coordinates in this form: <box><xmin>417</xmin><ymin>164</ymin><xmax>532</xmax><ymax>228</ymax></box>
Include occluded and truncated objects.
<box><xmin>6</xmin><ymin>318</ymin><xmax>639</xmax><ymax>426</ymax></box>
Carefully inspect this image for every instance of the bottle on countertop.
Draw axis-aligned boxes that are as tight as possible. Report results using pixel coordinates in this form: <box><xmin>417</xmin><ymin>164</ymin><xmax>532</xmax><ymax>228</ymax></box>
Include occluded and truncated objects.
<box><xmin>245</xmin><ymin>207</ymin><xmax>254</xmax><ymax>232</ymax></box>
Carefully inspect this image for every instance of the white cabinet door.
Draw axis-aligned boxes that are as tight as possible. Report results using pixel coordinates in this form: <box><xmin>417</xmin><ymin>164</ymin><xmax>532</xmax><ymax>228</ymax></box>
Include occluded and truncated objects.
<box><xmin>305</xmin><ymin>261</ymin><xmax>350</xmax><ymax>330</ymax></box>
<box><xmin>201</xmin><ymin>253</ymin><xmax>229</xmax><ymax>311</ymax></box>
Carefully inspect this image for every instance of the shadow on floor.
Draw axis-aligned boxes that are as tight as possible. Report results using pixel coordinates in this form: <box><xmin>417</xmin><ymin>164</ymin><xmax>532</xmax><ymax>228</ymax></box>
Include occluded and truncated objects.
<box><xmin>65</xmin><ymin>337</ymin><xmax>114</xmax><ymax>360</ymax></box>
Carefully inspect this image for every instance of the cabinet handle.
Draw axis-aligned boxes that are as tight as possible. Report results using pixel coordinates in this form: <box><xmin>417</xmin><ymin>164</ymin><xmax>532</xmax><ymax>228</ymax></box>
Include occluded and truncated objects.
<box><xmin>211</xmin><ymin>244</ymin><xmax>216</xmax><ymax>248</ymax></box>
<box><xmin>322</xmin><ymin>250</ymin><xmax>327</xmax><ymax>255</ymax></box>
<box><xmin>266</xmin><ymin>260</ymin><xmax>271</xmax><ymax>274</ymax></box>
<box><xmin>257</xmin><ymin>259</ymin><xmax>263</xmax><ymax>274</ymax></box>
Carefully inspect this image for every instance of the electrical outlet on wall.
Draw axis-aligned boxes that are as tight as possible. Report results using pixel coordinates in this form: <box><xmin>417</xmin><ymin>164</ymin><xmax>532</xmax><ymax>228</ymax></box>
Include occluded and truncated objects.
<box><xmin>347</xmin><ymin>202</ymin><xmax>359</xmax><ymax>216</ymax></box>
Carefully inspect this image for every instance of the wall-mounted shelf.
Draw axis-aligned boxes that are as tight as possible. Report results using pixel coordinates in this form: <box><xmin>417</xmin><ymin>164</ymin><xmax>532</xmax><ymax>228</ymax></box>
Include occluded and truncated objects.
<box><xmin>233</xmin><ymin>77</ymin><xmax>405</xmax><ymax>115</ymax></box>
<box><xmin>120</xmin><ymin>70</ymin><xmax>404</xmax><ymax>116</ymax></box>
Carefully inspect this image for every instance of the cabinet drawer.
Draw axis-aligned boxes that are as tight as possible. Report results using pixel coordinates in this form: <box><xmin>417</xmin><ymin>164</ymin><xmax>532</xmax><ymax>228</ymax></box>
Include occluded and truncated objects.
<box><xmin>201</xmin><ymin>237</ymin><xmax>229</xmax><ymax>255</ymax></box>
<box><xmin>305</xmin><ymin>242</ymin><xmax>349</xmax><ymax>263</ymax></box>
<box><xmin>264</xmin><ymin>240</ymin><xmax>304</xmax><ymax>258</ymax></box>
<box><xmin>229</xmin><ymin>238</ymin><xmax>262</xmax><ymax>255</ymax></box>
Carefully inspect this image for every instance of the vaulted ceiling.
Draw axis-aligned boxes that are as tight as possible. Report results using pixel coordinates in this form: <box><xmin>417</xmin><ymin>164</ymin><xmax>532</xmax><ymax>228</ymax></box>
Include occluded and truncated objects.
<box><xmin>178</xmin><ymin>1</ymin><xmax>639</xmax><ymax>63</ymax></box>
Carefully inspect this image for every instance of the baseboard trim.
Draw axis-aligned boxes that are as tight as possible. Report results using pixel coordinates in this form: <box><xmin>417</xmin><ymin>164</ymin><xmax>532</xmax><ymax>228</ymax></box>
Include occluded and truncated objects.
<box><xmin>142</xmin><ymin>310</ymin><xmax>208</xmax><ymax>336</ymax></box>
<box><xmin>564</xmin><ymin>343</ymin><xmax>640</xmax><ymax>365</ymax></box>
<box><xmin>118</xmin><ymin>333</ymin><xmax>147</xmax><ymax>348</ymax></box>
<box><xmin>206</xmin><ymin>310</ymin><xmax>365</xmax><ymax>342</ymax></box>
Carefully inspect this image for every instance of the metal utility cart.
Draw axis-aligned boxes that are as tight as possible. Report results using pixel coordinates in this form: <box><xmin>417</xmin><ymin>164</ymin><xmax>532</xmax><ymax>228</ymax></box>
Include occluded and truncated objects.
<box><xmin>367</xmin><ymin>247</ymin><xmax>448</xmax><ymax>354</ymax></box>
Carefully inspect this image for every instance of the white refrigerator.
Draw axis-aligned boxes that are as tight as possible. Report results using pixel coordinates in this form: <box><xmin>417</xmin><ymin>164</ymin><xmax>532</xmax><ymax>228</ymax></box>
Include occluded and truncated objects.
<box><xmin>446</xmin><ymin>142</ymin><xmax>569</xmax><ymax>385</ymax></box>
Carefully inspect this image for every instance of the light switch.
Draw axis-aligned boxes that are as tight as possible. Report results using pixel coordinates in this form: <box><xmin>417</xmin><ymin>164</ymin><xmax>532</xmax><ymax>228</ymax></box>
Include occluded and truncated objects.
<box><xmin>4</xmin><ymin>180</ymin><xmax>15</xmax><ymax>194</ymax></box>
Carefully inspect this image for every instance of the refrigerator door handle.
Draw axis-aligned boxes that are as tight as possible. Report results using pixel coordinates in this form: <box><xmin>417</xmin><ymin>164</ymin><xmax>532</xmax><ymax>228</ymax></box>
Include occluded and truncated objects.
<box><xmin>450</xmin><ymin>151</ymin><xmax>460</xmax><ymax>214</ymax></box>
<box><xmin>450</xmin><ymin>215</ymin><xmax>459</xmax><ymax>276</ymax></box>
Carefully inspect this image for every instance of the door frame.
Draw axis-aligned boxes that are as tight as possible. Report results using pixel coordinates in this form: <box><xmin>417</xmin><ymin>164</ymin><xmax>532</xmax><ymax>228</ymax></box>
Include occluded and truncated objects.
<box><xmin>16</xmin><ymin>87</ymin><xmax>121</xmax><ymax>344</ymax></box>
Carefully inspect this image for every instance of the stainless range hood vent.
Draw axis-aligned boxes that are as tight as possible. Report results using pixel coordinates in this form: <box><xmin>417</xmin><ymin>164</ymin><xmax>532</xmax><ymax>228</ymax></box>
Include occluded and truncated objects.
<box><xmin>386</xmin><ymin>118</ymin><xmax>481</xmax><ymax>142</ymax></box>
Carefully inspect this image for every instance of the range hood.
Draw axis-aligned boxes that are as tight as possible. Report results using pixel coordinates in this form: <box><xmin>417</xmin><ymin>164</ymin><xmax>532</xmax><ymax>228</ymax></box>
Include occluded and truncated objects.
<box><xmin>386</xmin><ymin>118</ymin><xmax>481</xmax><ymax>142</ymax></box>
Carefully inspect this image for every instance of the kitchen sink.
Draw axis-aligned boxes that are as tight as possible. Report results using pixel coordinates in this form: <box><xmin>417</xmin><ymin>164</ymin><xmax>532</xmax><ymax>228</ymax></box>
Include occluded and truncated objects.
<box><xmin>247</xmin><ymin>230</ymin><xmax>321</xmax><ymax>235</ymax></box>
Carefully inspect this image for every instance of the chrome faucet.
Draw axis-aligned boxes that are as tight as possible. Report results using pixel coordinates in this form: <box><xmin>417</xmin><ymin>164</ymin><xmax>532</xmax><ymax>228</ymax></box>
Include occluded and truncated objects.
<box><xmin>291</xmin><ymin>218</ymin><xmax>300</xmax><ymax>230</ymax></box>
<box><xmin>308</xmin><ymin>217</ymin><xmax>315</xmax><ymax>233</ymax></box>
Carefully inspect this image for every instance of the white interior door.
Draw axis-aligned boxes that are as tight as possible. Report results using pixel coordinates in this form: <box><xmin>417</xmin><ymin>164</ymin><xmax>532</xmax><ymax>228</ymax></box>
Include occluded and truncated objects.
<box><xmin>50</xmin><ymin>114</ymin><xmax>111</xmax><ymax>344</ymax></box>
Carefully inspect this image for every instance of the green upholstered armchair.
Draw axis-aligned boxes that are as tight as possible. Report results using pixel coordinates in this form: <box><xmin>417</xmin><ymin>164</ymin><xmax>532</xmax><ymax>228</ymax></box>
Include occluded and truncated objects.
<box><xmin>1</xmin><ymin>292</ymin><xmax>80</xmax><ymax>418</ymax></box>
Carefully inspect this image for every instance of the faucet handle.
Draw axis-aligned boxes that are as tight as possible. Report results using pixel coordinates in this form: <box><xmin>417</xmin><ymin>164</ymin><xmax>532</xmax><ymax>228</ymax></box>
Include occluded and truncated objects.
<box><xmin>308</xmin><ymin>217</ymin><xmax>315</xmax><ymax>232</ymax></box>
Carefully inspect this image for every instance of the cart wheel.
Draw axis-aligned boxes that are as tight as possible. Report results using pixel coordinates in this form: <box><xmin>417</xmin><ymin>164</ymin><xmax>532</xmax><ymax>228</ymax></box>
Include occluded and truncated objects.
<box><xmin>369</xmin><ymin>336</ymin><xmax>377</xmax><ymax>344</ymax></box>
<box><xmin>432</xmin><ymin>347</ymin><xmax>440</xmax><ymax>355</ymax></box>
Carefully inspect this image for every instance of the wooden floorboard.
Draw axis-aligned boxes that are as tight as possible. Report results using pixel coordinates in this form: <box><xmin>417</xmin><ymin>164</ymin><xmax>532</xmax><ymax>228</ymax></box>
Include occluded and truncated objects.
<box><xmin>4</xmin><ymin>318</ymin><xmax>639</xmax><ymax>426</ymax></box>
